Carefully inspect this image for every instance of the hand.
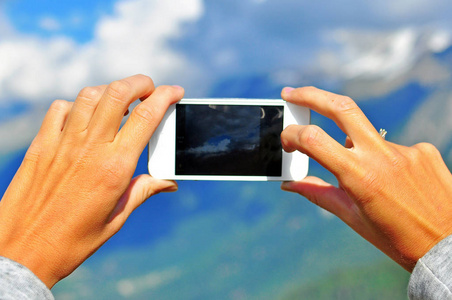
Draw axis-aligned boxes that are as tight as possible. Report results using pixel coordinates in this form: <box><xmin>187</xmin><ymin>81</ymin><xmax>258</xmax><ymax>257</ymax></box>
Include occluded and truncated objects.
<box><xmin>0</xmin><ymin>75</ymin><xmax>184</xmax><ymax>288</ymax></box>
<box><xmin>280</xmin><ymin>86</ymin><xmax>452</xmax><ymax>271</ymax></box>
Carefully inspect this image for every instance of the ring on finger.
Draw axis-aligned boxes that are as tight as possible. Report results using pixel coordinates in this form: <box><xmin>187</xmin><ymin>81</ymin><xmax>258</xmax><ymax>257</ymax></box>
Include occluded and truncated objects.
<box><xmin>379</xmin><ymin>129</ymin><xmax>387</xmax><ymax>140</ymax></box>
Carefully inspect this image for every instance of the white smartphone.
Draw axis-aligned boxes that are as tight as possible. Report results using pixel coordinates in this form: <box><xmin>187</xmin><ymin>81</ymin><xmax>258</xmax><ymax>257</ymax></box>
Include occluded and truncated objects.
<box><xmin>148</xmin><ymin>98</ymin><xmax>310</xmax><ymax>181</ymax></box>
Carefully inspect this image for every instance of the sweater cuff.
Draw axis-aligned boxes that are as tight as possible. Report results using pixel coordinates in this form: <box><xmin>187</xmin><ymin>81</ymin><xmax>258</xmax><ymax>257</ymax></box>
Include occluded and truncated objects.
<box><xmin>0</xmin><ymin>256</ymin><xmax>54</xmax><ymax>300</ymax></box>
<box><xmin>408</xmin><ymin>235</ymin><xmax>452</xmax><ymax>300</ymax></box>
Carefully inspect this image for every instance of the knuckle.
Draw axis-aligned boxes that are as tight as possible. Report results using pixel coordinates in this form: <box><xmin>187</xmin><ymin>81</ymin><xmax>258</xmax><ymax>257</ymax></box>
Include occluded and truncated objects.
<box><xmin>133</xmin><ymin>102</ymin><xmax>158</xmax><ymax>123</ymax></box>
<box><xmin>413</xmin><ymin>142</ymin><xmax>440</xmax><ymax>157</ymax></box>
<box><xmin>296</xmin><ymin>86</ymin><xmax>318</xmax><ymax>99</ymax></box>
<box><xmin>154</xmin><ymin>85</ymin><xmax>176</xmax><ymax>98</ymax></box>
<box><xmin>331</xmin><ymin>96</ymin><xmax>358</xmax><ymax>114</ymax></box>
<box><xmin>49</xmin><ymin>99</ymin><xmax>71</xmax><ymax>112</ymax></box>
<box><xmin>400</xmin><ymin>142</ymin><xmax>442</xmax><ymax>169</ymax></box>
<box><xmin>300</xmin><ymin>86</ymin><xmax>317</xmax><ymax>94</ymax></box>
<box><xmin>137</xmin><ymin>74</ymin><xmax>154</xmax><ymax>87</ymax></box>
<box><xmin>408</xmin><ymin>146</ymin><xmax>423</xmax><ymax>162</ymax></box>
<box><xmin>297</xmin><ymin>125</ymin><xmax>322</xmax><ymax>148</ymax></box>
<box><xmin>77</xmin><ymin>86</ymin><xmax>102</xmax><ymax>102</ymax></box>
<box><xmin>106</xmin><ymin>80</ymin><xmax>133</xmax><ymax>104</ymax></box>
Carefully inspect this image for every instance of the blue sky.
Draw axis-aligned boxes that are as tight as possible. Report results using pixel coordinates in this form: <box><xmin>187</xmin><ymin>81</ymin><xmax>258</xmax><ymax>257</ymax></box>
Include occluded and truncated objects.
<box><xmin>3</xmin><ymin>0</ymin><xmax>115</xmax><ymax>42</ymax></box>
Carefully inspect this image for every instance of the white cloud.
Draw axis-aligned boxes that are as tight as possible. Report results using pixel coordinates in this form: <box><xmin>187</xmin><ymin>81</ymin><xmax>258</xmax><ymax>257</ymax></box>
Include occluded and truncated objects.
<box><xmin>116</xmin><ymin>267</ymin><xmax>181</xmax><ymax>297</ymax></box>
<box><xmin>91</xmin><ymin>0</ymin><xmax>203</xmax><ymax>81</ymax></box>
<box><xmin>0</xmin><ymin>0</ymin><xmax>204</xmax><ymax>104</ymax></box>
<box><xmin>188</xmin><ymin>138</ymin><xmax>231</xmax><ymax>155</ymax></box>
<box><xmin>428</xmin><ymin>30</ymin><xmax>452</xmax><ymax>53</ymax></box>
<box><xmin>0</xmin><ymin>37</ymin><xmax>83</xmax><ymax>101</ymax></box>
<box><xmin>318</xmin><ymin>27</ymin><xmax>452</xmax><ymax>80</ymax></box>
<box><xmin>342</xmin><ymin>28</ymin><xmax>418</xmax><ymax>79</ymax></box>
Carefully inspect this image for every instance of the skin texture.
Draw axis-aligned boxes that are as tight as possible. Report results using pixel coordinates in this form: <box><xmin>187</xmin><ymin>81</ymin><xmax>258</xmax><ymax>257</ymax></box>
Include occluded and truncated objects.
<box><xmin>280</xmin><ymin>86</ymin><xmax>452</xmax><ymax>272</ymax></box>
<box><xmin>0</xmin><ymin>75</ymin><xmax>184</xmax><ymax>288</ymax></box>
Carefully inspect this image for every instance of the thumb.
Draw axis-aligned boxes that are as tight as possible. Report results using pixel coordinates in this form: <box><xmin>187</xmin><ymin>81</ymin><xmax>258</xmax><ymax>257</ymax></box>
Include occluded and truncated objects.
<box><xmin>282</xmin><ymin>176</ymin><xmax>355</xmax><ymax>223</ymax></box>
<box><xmin>108</xmin><ymin>175</ymin><xmax>178</xmax><ymax>226</ymax></box>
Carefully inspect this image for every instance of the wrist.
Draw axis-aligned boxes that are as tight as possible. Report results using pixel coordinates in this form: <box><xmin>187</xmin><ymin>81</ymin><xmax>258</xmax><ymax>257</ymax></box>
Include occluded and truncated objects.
<box><xmin>0</xmin><ymin>235</ymin><xmax>61</xmax><ymax>288</ymax></box>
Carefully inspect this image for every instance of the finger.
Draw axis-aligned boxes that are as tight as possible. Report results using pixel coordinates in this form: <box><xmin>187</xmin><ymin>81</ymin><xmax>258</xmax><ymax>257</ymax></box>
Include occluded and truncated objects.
<box><xmin>281</xmin><ymin>176</ymin><xmax>356</xmax><ymax>225</ymax></box>
<box><xmin>116</xmin><ymin>85</ymin><xmax>184</xmax><ymax>159</ymax></box>
<box><xmin>63</xmin><ymin>85</ymin><xmax>107</xmax><ymax>134</ymax></box>
<box><xmin>282</xmin><ymin>87</ymin><xmax>380</xmax><ymax>148</ymax></box>
<box><xmin>107</xmin><ymin>175</ymin><xmax>178</xmax><ymax>228</ymax></box>
<box><xmin>21</xmin><ymin>100</ymin><xmax>72</xmax><ymax>174</ymax></box>
<box><xmin>42</xmin><ymin>100</ymin><xmax>73</xmax><ymax>134</ymax></box>
<box><xmin>29</xmin><ymin>100</ymin><xmax>73</xmax><ymax>155</ymax></box>
<box><xmin>89</xmin><ymin>75</ymin><xmax>156</xmax><ymax>142</ymax></box>
<box><xmin>281</xmin><ymin>124</ymin><xmax>355</xmax><ymax>176</ymax></box>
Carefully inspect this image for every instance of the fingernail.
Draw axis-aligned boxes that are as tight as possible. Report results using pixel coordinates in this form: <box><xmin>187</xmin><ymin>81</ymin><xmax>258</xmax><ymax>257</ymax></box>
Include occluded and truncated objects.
<box><xmin>162</xmin><ymin>184</ymin><xmax>178</xmax><ymax>193</ymax></box>
<box><xmin>172</xmin><ymin>85</ymin><xmax>184</xmax><ymax>90</ymax></box>
<box><xmin>282</xmin><ymin>87</ymin><xmax>295</xmax><ymax>95</ymax></box>
<box><xmin>281</xmin><ymin>181</ymin><xmax>294</xmax><ymax>192</ymax></box>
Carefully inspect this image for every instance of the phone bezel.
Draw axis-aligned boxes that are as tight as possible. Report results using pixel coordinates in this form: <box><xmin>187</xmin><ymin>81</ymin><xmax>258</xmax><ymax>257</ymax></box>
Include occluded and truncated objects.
<box><xmin>148</xmin><ymin>98</ymin><xmax>310</xmax><ymax>181</ymax></box>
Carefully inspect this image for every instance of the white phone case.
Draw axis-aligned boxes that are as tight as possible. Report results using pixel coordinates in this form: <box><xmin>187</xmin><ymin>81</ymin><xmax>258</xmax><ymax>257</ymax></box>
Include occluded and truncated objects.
<box><xmin>148</xmin><ymin>99</ymin><xmax>310</xmax><ymax>181</ymax></box>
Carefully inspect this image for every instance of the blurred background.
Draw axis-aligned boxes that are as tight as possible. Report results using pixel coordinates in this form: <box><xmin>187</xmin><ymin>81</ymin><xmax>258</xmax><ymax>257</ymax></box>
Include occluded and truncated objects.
<box><xmin>1</xmin><ymin>0</ymin><xmax>452</xmax><ymax>299</ymax></box>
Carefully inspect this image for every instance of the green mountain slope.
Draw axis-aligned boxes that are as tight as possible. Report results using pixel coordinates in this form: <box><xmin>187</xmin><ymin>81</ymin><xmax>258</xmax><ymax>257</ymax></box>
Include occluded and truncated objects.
<box><xmin>280</xmin><ymin>259</ymin><xmax>410</xmax><ymax>300</ymax></box>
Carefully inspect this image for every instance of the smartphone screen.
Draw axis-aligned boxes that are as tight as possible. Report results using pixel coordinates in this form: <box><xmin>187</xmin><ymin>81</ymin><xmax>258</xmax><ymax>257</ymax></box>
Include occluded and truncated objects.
<box><xmin>175</xmin><ymin>104</ymin><xmax>284</xmax><ymax>176</ymax></box>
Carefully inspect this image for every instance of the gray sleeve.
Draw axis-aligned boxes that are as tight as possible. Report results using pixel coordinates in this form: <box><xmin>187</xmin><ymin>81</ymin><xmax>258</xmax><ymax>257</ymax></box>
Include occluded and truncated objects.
<box><xmin>408</xmin><ymin>234</ymin><xmax>452</xmax><ymax>299</ymax></box>
<box><xmin>0</xmin><ymin>256</ymin><xmax>54</xmax><ymax>300</ymax></box>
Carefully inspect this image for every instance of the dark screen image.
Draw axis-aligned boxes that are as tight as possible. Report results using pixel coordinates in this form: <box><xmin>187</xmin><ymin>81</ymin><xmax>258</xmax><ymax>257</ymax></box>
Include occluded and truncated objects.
<box><xmin>176</xmin><ymin>104</ymin><xmax>284</xmax><ymax>176</ymax></box>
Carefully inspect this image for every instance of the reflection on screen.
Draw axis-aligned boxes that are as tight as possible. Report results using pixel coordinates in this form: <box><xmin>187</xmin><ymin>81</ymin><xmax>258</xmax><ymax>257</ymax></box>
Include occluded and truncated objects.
<box><xmin>176</xmin><ymin>104</ymin><xmax>284</xmax><ymax>176</ymax></box>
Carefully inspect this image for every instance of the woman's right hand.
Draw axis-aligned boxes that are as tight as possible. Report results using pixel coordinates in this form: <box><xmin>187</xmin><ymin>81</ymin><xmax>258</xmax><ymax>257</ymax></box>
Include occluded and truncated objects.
<box><xmin>280</xmin><ymin>86</ymin><xmax>452</xmax><ymax>271</ymax></box>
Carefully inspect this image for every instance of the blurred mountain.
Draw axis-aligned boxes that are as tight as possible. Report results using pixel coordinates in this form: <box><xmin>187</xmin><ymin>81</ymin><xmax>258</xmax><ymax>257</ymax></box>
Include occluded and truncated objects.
<box><xmin>208</xmin><ymin>74</ymin><xmax>285</xmax><ymax>99</ymax></box>
<box><xmin>342</xmin><ymin>42</ymin><xmax>452</xmax><ymax>167</ymax></box>
<box><xmin>0</xmin><ymin>149</ymin><xmax>26</xmax><ymax>196</ymax></box>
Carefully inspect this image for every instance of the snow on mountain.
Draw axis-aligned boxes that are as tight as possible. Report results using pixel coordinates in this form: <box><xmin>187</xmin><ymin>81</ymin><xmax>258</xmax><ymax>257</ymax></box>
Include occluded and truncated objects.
<box><xmin>400</xmin><ymin>89</ymin><xmax>452</xmax><ymax>162</ymax></box>
<box><xmin>328</xmin><ymin>28</ymin><xmax>452</xmax><ymax>167</ymax></box>
<box><xmin>318</xmin><ymin>27</ymin><xmax>451</xmax><ymax>99</ymax></box>
<box><xmin>342</xmin><ymin>28</ymin><xmax>450</xmax><ymax>79</ymax></box>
